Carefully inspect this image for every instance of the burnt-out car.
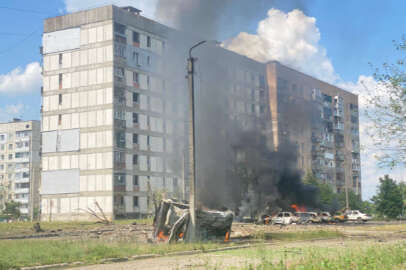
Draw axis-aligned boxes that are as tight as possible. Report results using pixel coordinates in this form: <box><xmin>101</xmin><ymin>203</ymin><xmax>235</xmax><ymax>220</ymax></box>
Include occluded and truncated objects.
<box><xmin>319</xmin><ymin>212</ymin><xmax>332</xmax><ymax>223</ymax></box>
<box><xmin>295</xmin><ymin>212</ymin><xmax>321</xmax><ymax>224</ymax></box>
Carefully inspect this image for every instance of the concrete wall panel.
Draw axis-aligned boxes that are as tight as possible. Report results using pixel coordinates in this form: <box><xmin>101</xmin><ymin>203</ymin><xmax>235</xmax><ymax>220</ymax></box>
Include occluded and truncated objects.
<box><xmin>41</xmin><ymin>169</ymin><xmax>80</xmax><ymax>195</ymax></box>
<box><xmin>43</xmin><ymin>28</ymin><xmax>80</xmax><ymax>54</ymax></box>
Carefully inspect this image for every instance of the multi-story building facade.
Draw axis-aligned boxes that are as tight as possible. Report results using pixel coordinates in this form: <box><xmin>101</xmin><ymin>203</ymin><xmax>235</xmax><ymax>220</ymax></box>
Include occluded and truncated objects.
<box><xmin>0</xmin><ymin>119</ymin><xmax>41</xmax><ymax>218</ymax></box>
<box><xmin>266</xmin><ymin>61</ymin><xmax>361</xmax><ymax>195</ymax></box>
<box><xmin>40</xmin><ymin>5</ymin><xmax>360</xmax><ymax>221</ymax></box>
<box><xmin>41</xmin><ymin>6</ymin><xmax>191</xmax><ymax>221</ymax></box>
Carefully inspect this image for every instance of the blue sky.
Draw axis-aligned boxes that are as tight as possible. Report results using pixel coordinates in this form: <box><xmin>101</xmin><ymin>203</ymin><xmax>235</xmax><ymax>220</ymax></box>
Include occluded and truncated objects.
<box><xmin>0</xmin><ymin>0</ymin><xmax>405</xmax><ymax>199</ymax></box>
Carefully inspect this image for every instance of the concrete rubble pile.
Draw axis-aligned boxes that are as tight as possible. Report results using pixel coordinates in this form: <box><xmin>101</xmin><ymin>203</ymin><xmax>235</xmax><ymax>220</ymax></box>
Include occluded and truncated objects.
<box><xmin>153</xmin><ymin>199</ymin><xmax>233</xmax><ymax>243</ymax></box>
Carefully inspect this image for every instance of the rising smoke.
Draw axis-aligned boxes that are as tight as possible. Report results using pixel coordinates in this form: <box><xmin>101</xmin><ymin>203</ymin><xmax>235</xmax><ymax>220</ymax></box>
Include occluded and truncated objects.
<box><xmin>156</xmin><ymin>0</ymin><xmax>321</xmax><ymax>218</ymax></box>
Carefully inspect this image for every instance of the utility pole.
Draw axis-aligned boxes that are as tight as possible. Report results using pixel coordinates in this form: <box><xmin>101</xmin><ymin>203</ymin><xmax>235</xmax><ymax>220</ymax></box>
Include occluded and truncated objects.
<box><xmin>187</xmin><ymin>40</ymin><xmax>207</xmax><ymax>242</ymax></box>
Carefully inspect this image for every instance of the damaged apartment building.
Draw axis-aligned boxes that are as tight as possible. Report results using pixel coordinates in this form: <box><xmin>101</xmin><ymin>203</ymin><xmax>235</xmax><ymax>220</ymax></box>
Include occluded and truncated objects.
<box><xmin>40</xmin><ymin>5</ymin><xmax>360</xmax><ymax>221</ymax></box>
<box><xmin>0</xmin><ymin>119</ymin><xmax>41</xmax><ymax>219</ymax></box>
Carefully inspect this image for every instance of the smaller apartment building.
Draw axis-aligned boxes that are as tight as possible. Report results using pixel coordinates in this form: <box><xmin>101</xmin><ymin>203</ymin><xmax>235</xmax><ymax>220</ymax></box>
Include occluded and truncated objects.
<box><xmin>0</xmin><ymin>120</ymin><xmax>41</xmax><ymax>218</ymax></box>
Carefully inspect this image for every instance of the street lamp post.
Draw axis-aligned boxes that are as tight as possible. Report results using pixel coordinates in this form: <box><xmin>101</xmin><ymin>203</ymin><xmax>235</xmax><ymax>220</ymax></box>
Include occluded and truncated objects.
<box><xmin>187</xmin><ymin>40</ymin><xmax>207</xmax><ymax>241</ymax></box>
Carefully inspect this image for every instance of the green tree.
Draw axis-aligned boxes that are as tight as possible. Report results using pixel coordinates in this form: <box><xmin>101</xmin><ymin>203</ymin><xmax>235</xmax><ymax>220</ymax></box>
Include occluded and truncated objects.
<box><xmin>372</xmin><ymin>175</ymin><xmax>403</xmax><ymax>218</ymax></box>
<box><xmin>1</xmin><ymin>201</ymin><xmax>21</xmax><ymax>220</ymax></box>
<box><xmin>366</xmin><ymin>39</ymin><xmax>406</xmax><ymax>167</ymax></box>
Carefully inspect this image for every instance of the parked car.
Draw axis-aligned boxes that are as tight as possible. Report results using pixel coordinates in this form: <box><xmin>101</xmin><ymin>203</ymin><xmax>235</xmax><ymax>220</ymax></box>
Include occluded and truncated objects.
<box><xmin>333</xmin><ymin>212</ymin><xmax>348</xmax><ymax>223</ymax></box>
<box><xmin>272</xmin><ymin>212</ymin><xmax>298</xmax><ymax>225</ymax></box>
<box><xmin>295</xmin><ymin>212</ymin><xmax>321</xmax><ymax>224</ymax></box>
<box><xmin>319</xmin><ymin>212</ymin><xmax>332</xmax><ymax>223</ymax></box>
<box><xmin>345</xmin><ymin>210</ymin><xmax>372</xmax><ymax>223</ymax></box>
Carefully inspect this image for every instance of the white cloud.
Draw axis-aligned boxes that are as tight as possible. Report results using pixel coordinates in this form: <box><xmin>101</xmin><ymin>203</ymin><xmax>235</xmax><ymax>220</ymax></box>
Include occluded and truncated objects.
<box><xmin>0</xmin><ymin>62</ymin><xmax>41</xmax><ymax>94</ymax></box>
<box><xmin>224</xmin><ymin>9</ymin><xmax>338</xmax><ymax>83</ymax></box>
<box><xmin>64</xmin><ymin>0</ymin><xmax>158</xmax><ymax>19</ymax></box>
<box><xmin>0</xmin><ymin>104</ymin><xmax>25</xmax><ymax>122</ymax></box>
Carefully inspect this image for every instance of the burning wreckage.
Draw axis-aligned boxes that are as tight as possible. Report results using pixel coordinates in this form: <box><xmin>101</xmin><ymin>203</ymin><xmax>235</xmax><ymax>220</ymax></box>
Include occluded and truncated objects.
<box><xmin>153</xmin><ymin>199</ymin><xmax>233</xmax><ymax>242</ymax></box>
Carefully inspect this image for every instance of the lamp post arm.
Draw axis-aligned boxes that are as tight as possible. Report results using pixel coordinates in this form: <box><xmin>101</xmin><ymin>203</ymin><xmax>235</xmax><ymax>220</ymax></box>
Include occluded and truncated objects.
<box><xmin>189</xmin><ymin>40</ymin><xmax>207</xmax><ymax>58</ymax></box>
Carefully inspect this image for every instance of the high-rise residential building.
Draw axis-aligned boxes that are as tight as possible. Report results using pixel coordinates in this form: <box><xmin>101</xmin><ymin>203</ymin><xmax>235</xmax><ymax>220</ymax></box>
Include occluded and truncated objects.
<box><xmin>40</xmin><ymin>5</ymin><xmax>361</xmax><ymax>221</ymax></box>
<box><xmin>0</xmin><ymin>119</ymin><xmax>41</xmax><ymax>218</ymax></box>
<box><xmin>266</xmin><ymin>61</ymin><xmax>361</xmax><ymax>195</ymax></box>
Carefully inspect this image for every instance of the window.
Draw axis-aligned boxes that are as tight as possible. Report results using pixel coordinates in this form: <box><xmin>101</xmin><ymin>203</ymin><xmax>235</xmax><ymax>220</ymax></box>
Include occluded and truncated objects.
<box><xmin>132</xmin><ymin>31</ymin><xmax>140</xmax><ymax>47</ymax></box>
<box><xmin>133</xmin><ymin>134</ymin><xmax>138</xmax><ymax>144</ymax></box>
<box><xmin>58</xmin><ymin>115</ymin><xmax>62</xmax><ymax>125</ymax></box>
<box><xmin>133</xmin><ymin>175</ymin><xmax>139</xmax><ymax>186</ymax></box>
<box><xmin>59</xmin><ymin>53</ymin><xmax>62</xmax><ymax>65</ymax></box>
<box><xmin>115</xmin><ymin>35</ymin><xmax>127</xmax><ymax>44</ymax></box>
<box><xmin>133</xmin><ymin>113</ymin><xmax>138</xmax><ymax>124</ymax></box>
<box><xmin>115</xmin><ymin>132</ymin><xmax>125</xmax><ymax>148</ymax></box>
<box><xmin>114</xmin><ymin>173</ymin><xmax>126</xmax><ymax>185</ymax></box>
<box><xmin>147</xmin><ymin>36</ymin><xmax>151</xmax><ymax>48</ymax></box>
<box><xmin>59</xmin><ymin>94</ymin><xmax>62</xmax><ymax>105</ymax></box>
<box><xmin>133</xmin><ymin>196</ymin><xmax>139</xmax><ymax>207</ymax></box>
<box><xmin>0</xmin><ymin>135</ymin><xmax>4</xmax><ymax>140</ymax></box>
<box><xmin>133</xmin><ymin>154</ymin><xmax>138</xmax><ymax>165</ymax></box>
<box><xmin>133</xmin><ymin>72</ymin><xmax>139</xmax><ymax>88</ymax></box>
<box><xmin>133</xmin><ymin>52</ymin><xmax>139</xmax><ymax>64</ymax></box>
<box><xmin>147</xmin><ymin>55</ymin><xmax>151</xmax><ymax>66</ymax></box>
<box><xmin>114</xmin><ymin>67</ymin><xmax>125</xmax><ymax>79</ymax></box>
<box><xmin>15</xmin><ymin>183</ymin><xmax>29</xmax><ymax>189</ymax></box>
<box><xmin>0</xmin><ymin>145</ymin><xmax>4</xmax><ymax>151</ymax></box>
<box><xmin>0</xmin><ymin>155</ymin><xmax>3</xmax><ymax>161</ymax></box>
<box><xmin>59</xmin><ymin>74</ymin><xmax>62</xmax><ymax>89</ymax></box>
<box><xmin>114</xmin><ymin>23</ymin><xmax>126</xmax><ymax>34</ymax></box>
<box><xmin>0</xmin><ymin>165</ymin><xmax>3</xmax><ymax>170</ymax></box>
<box><xmin>133</xmin><ymin>92</ymin><xmax>139</xmax><ymax>103</ymax></box>
<box><xmin>8</xmin><ymin>144</ymin><xmax>12</xmax><ymax>150</ymax></box>
<box><xmin>173</xmin><ymin>178</ymin><xmax>178</xmax><ymax>187</ymax></box>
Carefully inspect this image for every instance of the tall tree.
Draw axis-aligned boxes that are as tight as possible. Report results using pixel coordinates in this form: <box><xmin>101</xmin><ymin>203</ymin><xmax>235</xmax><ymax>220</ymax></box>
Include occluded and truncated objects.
<box><xmin>372</xmin><ymin>175</ymin><xmax>403</xmax><ymax>218</ymax></box>
<box><xmin>366</xmin><ymin>39</ymin><xmax>406</xmax><ymax>167</ymax></box>
<box><xmin>1</xmin><ymin>201</ymin><xmax>21</xmax><ymax>220</ymax></box>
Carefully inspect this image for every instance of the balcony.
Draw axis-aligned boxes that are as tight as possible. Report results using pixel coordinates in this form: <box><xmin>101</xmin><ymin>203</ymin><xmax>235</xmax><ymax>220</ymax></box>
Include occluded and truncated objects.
<box><xmin>14</xmin><ymin>177</ymin><xmax>30</xmax><ymax>184</ymax></box>
<box><xmin>334</xmin><ymin>109</ymin><xmax>343</xmax><ymax>118</ymax></box>
<box><xmin>114</xmin><ymin>162</ymin><xmax>126</xmax><ymax>170</ymax></box>
<box><xmin>14</xmin><ymin>197</ymin><xmax>29</xmax><ymax>204</ymax></box>
<box><xmin>15</xmin><ymin>136</ymin><xmax>30</xmax><ymax>142</ymax></box>
<box><xmin>14</xmin><ymin>188</ymin><xmax>29</xmax><ymax>194</ymax></box>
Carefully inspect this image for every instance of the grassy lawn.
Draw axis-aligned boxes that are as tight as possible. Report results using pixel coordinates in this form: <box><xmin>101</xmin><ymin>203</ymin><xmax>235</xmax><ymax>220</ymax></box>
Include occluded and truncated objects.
<box><xmin>0</xmin><ymin>239</ymin><xmax>231</xmax><ymax>270</ymax></box>
<box><xmin>219</xmin><ymin>241</ymin><xmax>406</xmax><ymax>270</ymax></box>
<box><xmin>0</xmin><ymin>229</ymin><xmax>343</xmax><ymax>269</ymax></box>
<box><xmin>0</xmin><ymin>218</ymin><xmax>153</xmax><ymax>238</ymax></box>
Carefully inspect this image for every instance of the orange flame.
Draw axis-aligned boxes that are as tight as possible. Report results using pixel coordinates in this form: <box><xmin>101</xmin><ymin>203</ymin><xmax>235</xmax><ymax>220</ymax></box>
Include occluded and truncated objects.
<box><xmin>178</xmin><ymin>232</ymin><xmax>184</xmax><ymax>239</ymax></box>
<box><xmin>291</xmin><ymin>204</ymin><xmax>306</xmax><ymax>212</ymax></box>
<box><xmin>224</xmin><ymin>231</ymin><xmax>230</xmax><ymax>242</ymax></box>
<box><xmin>157</xmin><ymin>231</ymin><xmax>168</xmax><ymax>242</ymax></box>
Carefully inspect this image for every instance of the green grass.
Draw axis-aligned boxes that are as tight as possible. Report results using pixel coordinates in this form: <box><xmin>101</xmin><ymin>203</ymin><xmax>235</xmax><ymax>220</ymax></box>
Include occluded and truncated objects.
<box><xmin>220</xmin><ymin>242</ymin><xmax>406</xmax><ymax>270</ymax></box>
<box><xmin>253</xmin><ymin>230</ymin><xmax>344</xmax><ymax>241</ymax></box>
<box><xmin>0</xmin><ymin>238</ymin><xmax>232</xmax><ymax>269</ymax></box>
<box><xmin>0</xmin><ymin>218</ymin><xmax>153</xmax><ymax>238</ymax></box>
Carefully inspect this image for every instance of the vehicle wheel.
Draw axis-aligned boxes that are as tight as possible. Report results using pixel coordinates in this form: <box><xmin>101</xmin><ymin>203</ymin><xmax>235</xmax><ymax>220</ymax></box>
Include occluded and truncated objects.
<box><xmin>357</xmin><ymin>217</ymin><xmax>362</xmax><ymax>224</ymax></box>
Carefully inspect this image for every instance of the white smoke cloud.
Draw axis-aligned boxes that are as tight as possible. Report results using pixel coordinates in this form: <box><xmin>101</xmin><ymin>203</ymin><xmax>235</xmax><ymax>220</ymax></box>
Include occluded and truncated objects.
<box><xmin>64</xmin><ymin>0</ymin><xmax>158</xmax><ymax>18</ymax></box>
<box><xmin>0</xmin><ymin>62</ymin><xmax>42</xmax><ymax>94</ymax></box>
<box><xmin>225</xmin><ymin>9</ymin><xmax>338</xmax><ymax>83</ymax></box>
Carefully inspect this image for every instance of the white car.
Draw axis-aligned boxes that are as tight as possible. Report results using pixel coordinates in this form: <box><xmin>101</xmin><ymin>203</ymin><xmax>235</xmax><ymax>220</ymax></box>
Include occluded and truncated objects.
<box><xmin>272</xmin><ymin>212</ymin><xmax>298</xmax><ymax>225</ymax></box>
<box><xmin>345</xmin><ymin>210</ymin><xmax>372</xmax><ymax>223</ymax></box>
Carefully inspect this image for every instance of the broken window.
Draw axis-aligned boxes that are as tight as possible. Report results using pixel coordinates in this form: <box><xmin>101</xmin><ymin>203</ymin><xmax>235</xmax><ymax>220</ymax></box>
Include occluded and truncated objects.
<box><xmin>133</xmin><ymin>175</ymin><xmax>139</xmax><ymax>186</ymax></box>
<box><xmin>133</xmin><ymin>72</ymin><xmax>139</xmax><ymax>88</ymax></box>
<box><xmin>114</xmin><ymin>23</ymin><xmax>126</xmax><ymax>34</ymax></box>
<box><xmin>133</xmin><ymin>113</ymin><xmax>138</xmax><ymax>124</ymax></box>
<box><xmin>132</xmin><ymin>31</ymin><xmax>140</xmax><ymax>47</ymax></box>
<box><xmin>133</xmin><ymin>196</ymin><xmax>139</xmax><ymax>207</ymax></box>
<box><xmin>133</xmin><ymin>92</ymin><xmax>139</xmax><ymax>103</ymax></box>
<box><xmin>133</xmin><ymin>134</ymin><xmax>138</xmax><ymax>144</ymax></box>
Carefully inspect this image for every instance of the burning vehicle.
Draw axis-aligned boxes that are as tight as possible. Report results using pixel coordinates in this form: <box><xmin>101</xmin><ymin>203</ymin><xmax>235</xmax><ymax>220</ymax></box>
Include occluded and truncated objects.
<box><xmin>319</xmin><ymin>212</ymin><xmax>333</xmax><ymax>223</ymax></box>
<box><xmin>295</xmin><ymin>212</ymin><xmax>321</xmax><ymax>224</ymax></box>
<box><xmin>153</xmin><ymin>199</ymin><xmax>233</xmax><ymax>242</ymax></box>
